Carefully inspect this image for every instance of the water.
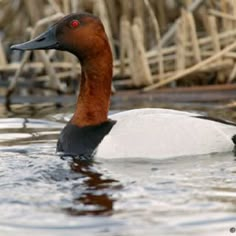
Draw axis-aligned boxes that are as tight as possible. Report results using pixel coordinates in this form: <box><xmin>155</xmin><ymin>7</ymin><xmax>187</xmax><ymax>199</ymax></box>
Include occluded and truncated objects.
<box><xmin>0</xmin><ymin>105</ymin><xmax>236</xmax><ymax>236</ymax></box>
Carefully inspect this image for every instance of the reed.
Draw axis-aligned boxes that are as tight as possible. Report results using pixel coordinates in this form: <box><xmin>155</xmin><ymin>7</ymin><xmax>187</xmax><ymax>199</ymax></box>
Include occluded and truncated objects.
<box><xmin>1</xmin><ymin>0</ymin><xmax>236</xmax><ymax>98</ymax></box>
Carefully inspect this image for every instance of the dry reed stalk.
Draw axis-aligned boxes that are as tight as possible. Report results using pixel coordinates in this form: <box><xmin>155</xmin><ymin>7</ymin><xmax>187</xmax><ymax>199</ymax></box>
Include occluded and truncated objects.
<box><xmin>145</xmin><ymin>29</ymin><xmax>236</xmax><ymax>64</ymax></box>
<box><xmin>36</xmin><ymin>71</ymin><xmax>80</xmax><ymax>82</ymax></box>
<box><xmin>208</xmin><ymin>16</ymin><xmax>221</xmax><ymax>50</ymax></box>
<box><xmin>209</xmin><ymin>9</ymin><xmax>236</xmax><ymax>21</ymax></box>
<box><xmin>124</xmin><ymin>20</ymin><xmax>142</xmax><ymax>86</ymax></box>
<box><xmin>134</xmin><ymin>0</ymin><xmax>144</xmax><ymax>44</ymax></box>
<box><xmin>131</xmin><ymin>23</ymin><xmax>153</xmax><ymax>86</ymax></box>
<box><xmin>232</xmin><ymin>0</ymin><xmax>236</xmax><ymax>28</ymax></box>
<box><xmin>7</xmin><ymin>51</ymin><xmax>31</xmax><ymax>93</ymax></box>
<box><xmin>144</xmin><ymin>0</ymin><xmax>164</xmax><ymax>79</ymax></box>
<box><xmin>7</xmin><ymin>13</ymin><xmax>65</xmax><ymax>94</ymax></box>
<box><xmin>225</xmin><ymin>52</ymin><xmax>236</xmax><ymax>59</ymax></box>
<box><xmin>200</xmin><ymin>59</ymin><xmax>233</xmax><ymax>72</ymax></box>
<box><xmin>152</xmin><ymin>59</ymin><xmax>233</xmax><ymax>82</ymax></box>
<box><xmin>197</xmin><ymin>5</ymin><xmax>211</xmax><ymax>34</ymax></box>
<box><xmin>32</xmin><ymin>12</ymin><xmax>64</xmax><ymax>29</ymax></box>
<box><xmin>156</xmin><ymin>0</ymin><xmax>167</xmax><ymax>32</ymax></box>
<box><xmin>152</xmin><ymin>72</ymin><xmax>175</xmax><ymax>82</ymax></box>
<box><xmin>113</xmin><ymin>79</ymin><xmax>134</xmax><ymax>87</ymax></box>
<box><xmin>208</xmin><ymin>0</ymin><xmax>215</xmax><ymax>8</ymax></box>
<box><xmin>0</xmin><ymin>38</ymin><xmax>7</xmax><ymax>66</ymax></box>
<box><xmin>160</xmin><ymin>0</ymin><xmax>205</xmax><ymax>47</ymax></box>
<box><xmin>119</xmin><ymin>0</ymin><xmax>131</xmax><ymax>77</ymax></box>
<box><xmin>199</xmin><ymin>51</ymin><xmax>236</xmax><ymax>59</ymax></box>
<box><xmin>187</xmin><ymin>12</ymin><xmax>201</xmax><ymax>63</ymax></box>
<box><xmin>184</xmin><ymin>0</ymin><xmax>193</xmax><ymax>7</ymax></box>
<box><xmin>63</xmin><ymin>0</ymin><xmax>70</xmax><ymax>14</ymax></box>
<box><xmin>119</xmin><ymin>16</ymin><xmax>129</xmax><ymax>76</ymax></box>
<box><xmin>208</xmin><ymin>15</ymin><xmax>225</xmax><ymax>82</ymax></box>
<box><xmin>134</xmin><ymin>0</ymin><xmax>144</xmax><ymax>20</ymax></box>
<box><xmin>62</xmin><ymin>1</ymin><xmax>74</xmax><ymax>64</ymax></box>
<box><xmin>24</xmin><ymin>0</ymin><xmax>43</xmax><ymax>24</ymax></box>
<box><xmin>0</xmin><ymin>3</ymin><xmax>13</xmax><ymax>29</ymax></box>
<box><xmin>71</xmin><ymin>0</ymin><xmax>79</xmax><ymax>13</ymax></box>
<box><xmin>114</xmin><ymin>52</ymin><xmax>234</xmax><ymax>75</ymax></box>
<box><xmin>77</xmin><ymin>0</ymin><xmax>94</xmax><ymax>12</ymax></box>
<box><xmin>38</xmin><ymin>50</ymin><xmax>66</xmax><ymax>91</ymax></box>
<box><xmin>48</xmin><ymin>0</ymin><xmax>62</xmax><ymax>13</ymax></box>
<box><xmin>198</xmin><ymin>28</ymin><xmax>236</xmax><ymax>47</ymax></box>
<box><xmin>133</xmin><ymin>17</ymin><xmax>144</xmax><ymax>45</ymax></box>
<box><xmin>24</xmin><ymin>0</ymin><xmax>43</xmax><ymax>63</ymax></box>
<box><xmin>151</xmin><ymin>56</ymin><xmax>234</xmax><ymax>75</ymax></box>
<box><xmin>47</xmin><ymin>50</ymin><xmax>57</xmax><ymax>60</ymax></box>
<box><xmin>175</xmin><ymin>10</ymin><xmax>187</xmax><ymax>71</ymax></box>
<box><xmin>125</xmin><ymin>21</ymin><xmax>138</xmax><ymax>86</ymax></box>
<box><xmin>70</xmin><ymin>57</ymin><xmax>79</xmax><ymax>80</ymax></box>
<box><xmin>220</xmin><ymin>0</ymin><xmax>233</xmax><ymax>31</ymax></box>
<box><xmin>28</xmin><ymin>13</ymin><xmax>65</xmax><ymax>91</ymax></box>
<box><xmin>227</xmin><ymin>0</ymin><xmax>236</xmax><ymax>83</ymax></box>
<box><xmin>105</xmin><ymin>0</ymin><xmax>119</xmax><ymax>37</ymax></box>
<box><xmin>0</xmin><ymin>62</ymin><xmax>81</xmax><ymax>72</ymax></box>
<box><xmin>228</xmin><ymin>64</ymin><xmax>236</xmax><ymax>82</ymax></box>
<box><xmin>143</xmin><ymin>41</ymin><xmax>236</xmax><ymax>92</ymax></box>
<box><xmin>4</xmin><ymin>0</ymin><xmax>236</xmax><ymax>94</ymax></box>
<box><xmin>94</xmin><ymin>0</ymin><xmax>115</xmax><ymax>58</ymax></box>
<box><xmin>121</xmin><ymin>0</ymin><xmax>131</xmax><ymax>20</ymax></box>
<box><xmin>114</xmin><ymin>25</ymin><xmax>236</xmax><ymax>76</ymax></box>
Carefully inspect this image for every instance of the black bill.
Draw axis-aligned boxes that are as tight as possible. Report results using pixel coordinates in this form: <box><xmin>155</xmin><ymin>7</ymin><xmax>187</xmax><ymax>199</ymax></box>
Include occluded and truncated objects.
<box><xmin>11</xmin><ymin>26</ymin><xmax>58</xmax><ymax>51</ymax></box>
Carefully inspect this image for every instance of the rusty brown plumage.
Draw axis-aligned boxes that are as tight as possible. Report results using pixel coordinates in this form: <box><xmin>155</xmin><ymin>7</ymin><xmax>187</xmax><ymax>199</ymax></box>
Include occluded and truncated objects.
<box><xmin>61</xmin><ymin>15</ymin><xmax>113</xmax><ymax>126</ymax></box>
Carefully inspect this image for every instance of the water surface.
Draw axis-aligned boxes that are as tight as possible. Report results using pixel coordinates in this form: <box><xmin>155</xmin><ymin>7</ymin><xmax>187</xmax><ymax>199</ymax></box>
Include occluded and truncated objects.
<box><xmin>0</xmin><ymin>105</ymin><xmax>236</xmax><ymax>236</ymax></box>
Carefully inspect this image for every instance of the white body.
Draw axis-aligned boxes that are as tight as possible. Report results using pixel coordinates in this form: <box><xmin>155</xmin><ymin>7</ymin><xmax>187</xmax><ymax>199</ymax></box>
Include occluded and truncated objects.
<box><xmin>95</xmin><ymin>108</ymin><xmax>236</xmax><ymax>159</ymax></box>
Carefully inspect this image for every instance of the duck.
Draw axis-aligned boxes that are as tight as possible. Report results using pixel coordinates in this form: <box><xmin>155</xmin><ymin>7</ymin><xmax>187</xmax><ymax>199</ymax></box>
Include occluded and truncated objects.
<box><xmin>11</xmin><ymin>12</ymin><xmax>236</xmax><ymax>159</ymax></box>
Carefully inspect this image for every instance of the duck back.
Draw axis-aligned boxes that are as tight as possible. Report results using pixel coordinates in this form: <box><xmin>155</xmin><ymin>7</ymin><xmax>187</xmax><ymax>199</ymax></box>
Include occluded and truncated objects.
<box><xmin>95</xmin><ymin>109</ymin><xmax>236</xmax><ymax>159</ymax></box>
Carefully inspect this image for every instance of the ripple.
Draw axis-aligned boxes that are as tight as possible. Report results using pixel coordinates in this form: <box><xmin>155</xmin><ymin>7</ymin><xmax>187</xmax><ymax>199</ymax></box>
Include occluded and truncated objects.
<box><xmin>0</xmin><ymin>116</ymin><xmax>236</xmax><ymax>236</ymax></box>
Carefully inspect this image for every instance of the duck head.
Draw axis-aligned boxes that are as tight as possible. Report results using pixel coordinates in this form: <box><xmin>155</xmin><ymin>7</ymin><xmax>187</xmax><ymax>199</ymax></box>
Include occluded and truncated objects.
<box><xmin>11</xmin><ymin>13</ymin><xmax>110</xmax><ymax>63</ymax></box>
<box><xmin>11</xmin><ymin>13</ymin><xmax>113</xmax><ymax>127</ymax></box>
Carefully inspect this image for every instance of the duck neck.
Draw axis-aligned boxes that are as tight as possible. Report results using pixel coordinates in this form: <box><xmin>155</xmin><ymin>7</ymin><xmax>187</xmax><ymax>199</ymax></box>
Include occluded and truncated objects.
<box><xmin>70</xmin><ymin>47</ymin><xmax>113</xmax><ymax>127</ymax></box>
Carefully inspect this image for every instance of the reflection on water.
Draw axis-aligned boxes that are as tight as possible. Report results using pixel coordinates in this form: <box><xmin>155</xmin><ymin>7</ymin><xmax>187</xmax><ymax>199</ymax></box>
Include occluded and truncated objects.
<box><xmin>0</xmin><ymin>143</ymin><xmax>123</xmax><ymax>236</ymax></box>
<box><xmin>0</xmin><ymin>108</ymin><xmax>236</xmax><ymax>236</ymax></box>
<box><xmin>64</xmin><ymin>161</ymin><xmax>120</xmax><ymax>216</ymax></box>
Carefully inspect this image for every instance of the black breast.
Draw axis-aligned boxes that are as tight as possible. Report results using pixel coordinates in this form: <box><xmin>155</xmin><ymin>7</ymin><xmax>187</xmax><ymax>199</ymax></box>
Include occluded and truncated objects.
<box><xmin>57</xmin><ymin>119</ymin><xmax>116</xmax><ymax>158</ymax></box>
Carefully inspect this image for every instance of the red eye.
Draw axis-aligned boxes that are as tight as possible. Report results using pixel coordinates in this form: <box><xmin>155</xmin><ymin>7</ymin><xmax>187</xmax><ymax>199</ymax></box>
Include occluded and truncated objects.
<box><xmin>70</xmin><ymin>20</ymin><xmax>79</xmax><ymax>28</ymax></box>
